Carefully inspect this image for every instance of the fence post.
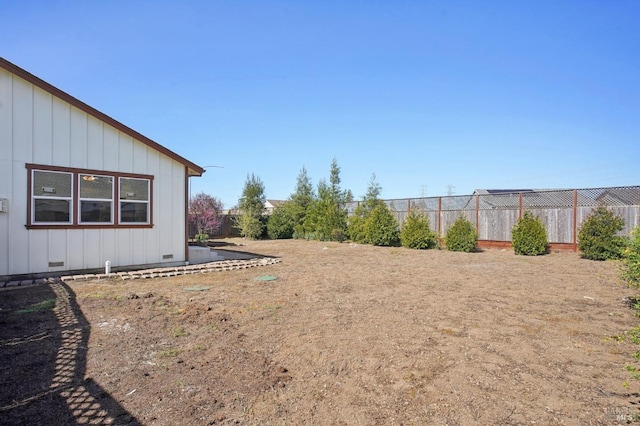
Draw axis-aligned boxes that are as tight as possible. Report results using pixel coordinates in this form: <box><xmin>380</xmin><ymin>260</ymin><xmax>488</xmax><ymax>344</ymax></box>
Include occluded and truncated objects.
<box><xmin>518</xmin><ymin>192</ymin><xmax>523</xmax><ymax>220</ymax></box>
<box><xmin>475</xmin><ymin>194</ymin><xmax>479</xmax><ymax>234</ymax></box>
<box><xmin>573</xmin><ymin>189</ymin><xmax>578</xmax><ymax>251</ymax></box>
<box><xmin>438</xmin><ymin>197</ymin><xmax>442</xmax><ymax>236</ymax></box>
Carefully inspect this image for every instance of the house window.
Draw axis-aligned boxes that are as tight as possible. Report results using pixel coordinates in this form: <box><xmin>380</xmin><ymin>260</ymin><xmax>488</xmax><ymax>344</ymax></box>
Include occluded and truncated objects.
<box><xmin>79</xmin><ymin>174</ymin><xmax>114</xmax><ymax>224</ymax></box>
<box><xmin>119</xmin><ymin>177</ymin><xmax>150</xmax><ymax>223</ymax></box>
<box><xmin>27</xmin><ymin>164</ymin><xmax>153</xmax><ymax>228</ymax></box>
<box><xmin>32</xmin><ymin>170</ymin><xmax>73</xmax><ymax>224</ymax></box>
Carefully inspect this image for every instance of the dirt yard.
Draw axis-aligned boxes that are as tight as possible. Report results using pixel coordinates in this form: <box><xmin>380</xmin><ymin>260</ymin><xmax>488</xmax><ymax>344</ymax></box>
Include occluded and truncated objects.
<box><xmin>2</xmin><ymin>238</ymin><xmax>640</xmax><ymax>425</ymax></box>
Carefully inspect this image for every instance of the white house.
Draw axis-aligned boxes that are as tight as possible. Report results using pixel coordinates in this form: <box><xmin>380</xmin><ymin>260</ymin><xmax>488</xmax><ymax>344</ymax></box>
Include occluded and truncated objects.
<box><xmin>264</xmin><ymin>199</ymin><xmax>285</xmax><ymax>215</ymax></box>
<box><xmin>0</xmin><ymin>58</ymin><xmax>205</xmax><ymax>279</ymax></box>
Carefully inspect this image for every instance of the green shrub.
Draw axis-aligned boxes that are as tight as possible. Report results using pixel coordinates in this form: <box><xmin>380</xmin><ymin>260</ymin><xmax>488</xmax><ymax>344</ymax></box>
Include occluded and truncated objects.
<box><xmin>348</xmin><ymin>199</ymin><xmax>399</xmax><ymax>246</ymax></box>
<box><xmin>234</xmin><ymin>214</ymin><xmax>265</xmax><ymax>240</ymax></box>
<box><xmin>348</xmin><ymin>212</ymin><xmax>367</xmax><ymax>243</ymax></box>
<box><xmin>235</xmin><ymin>173</ymin><xmax>266</xmax><ymax>239</ymax></box>
<box><xmin>578</xmin><ymin>206</ymin><xmax>626</xmax><ymax>260</ymax></box>
<box><xmin>303</xmin><ymin>198</ymin><xmax>348</xmax><ymax>241</ymax></box>
<box><xmin>363</xmin><ymin>203</ymin><xmax>399</xmax><ymax>246</ymax></box>
<box><xmin>511</xmin><ymin>211</ymin><xmax>549</xmax><ymax>255</ymax></box>
<box><xmin>400</xmin><ymin>208</ymin><xmax>437</xmax><ymax>249</ymax></box>
<box><xmin>445</xmin><ymin>216</ymin><xmax>477</xmax><ymax>252</ymax></box>
<box><xmin>267</xmin><ymin>203</ymin><xmax>295</xmax><ymax>239</ymax></box>
<box><xmin>622</xmin><ymin>227</ymin><xmax>640</xmax><ymax>287</ymax></box>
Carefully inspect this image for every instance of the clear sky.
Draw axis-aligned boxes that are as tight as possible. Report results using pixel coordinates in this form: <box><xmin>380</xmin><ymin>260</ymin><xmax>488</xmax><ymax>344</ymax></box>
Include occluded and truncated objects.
<box><xmin>2</xmin><ymin>1</ymin><xmax>639</xmax><ymax>208</ymax></box>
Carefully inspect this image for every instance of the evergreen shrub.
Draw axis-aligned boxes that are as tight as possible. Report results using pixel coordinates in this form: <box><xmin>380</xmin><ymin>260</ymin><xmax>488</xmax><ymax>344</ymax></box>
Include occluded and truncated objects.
<box><xmin>363</xmin><ymin>203</ymin><xmax>399</xmax><ymax>246</ymax></box>
<box><xmin>400</xmin><ymin>208</ymin><xmax>437</xmax><ymax>249</ymax></box>
<box><xmin>267</xmin><ymin>203</ymin><xmax>295</xmax><ymax>239</ymax></box>
<box><xmin>511</xmin><ymin>211</ymin><xmax>549</xmax><ymax>255</ymax></box>
<box><xmin>445</xmin><ymin>216</ymin><xmax>477</xmax><ymax>252</ymax></box>
<box><xmin>622</xmin><ymin>227</ymin><xmax>640</xmax><ymax>287</ymax></box>
<box><xmin>578</xmin><ymin>206</ymin><xmax>626</xmax><ymax>260</ymax></box>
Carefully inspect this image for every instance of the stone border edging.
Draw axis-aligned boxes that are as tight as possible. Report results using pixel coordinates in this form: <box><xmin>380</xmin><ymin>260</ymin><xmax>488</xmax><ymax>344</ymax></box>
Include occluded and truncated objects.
<box><xmin>0</xmin><ymin>258</ymin><xmax>281</xmax><ymax>287</ymax></box>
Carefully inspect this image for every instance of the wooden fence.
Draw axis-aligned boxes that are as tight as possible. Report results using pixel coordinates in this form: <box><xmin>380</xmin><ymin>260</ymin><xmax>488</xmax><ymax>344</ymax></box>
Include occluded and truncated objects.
<box><xmin>188</xmin><ymin>215</ymin><xmax>241</xmax><ymax>239</ymax></box>
<box><xmin>347</xmin><ymin>186</ymin><xmax>640</xmax><ymax>251</ymax></box>
<box><xmin>191</xmin><ymin>186</ymin><xmax>639</xmax><ymax>250</ymax></box>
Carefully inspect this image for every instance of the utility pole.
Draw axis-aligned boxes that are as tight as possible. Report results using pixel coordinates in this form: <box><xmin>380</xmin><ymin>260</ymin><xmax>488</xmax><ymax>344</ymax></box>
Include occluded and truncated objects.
<box><xmin>446</xmin><ymin>185</ymin><xmax>456</xmax><ymax>197</ymax></box>
<box><xmin>420</xmin><ymin>185</ymin><xmax>427</xmax><ymax>198</ymax></box>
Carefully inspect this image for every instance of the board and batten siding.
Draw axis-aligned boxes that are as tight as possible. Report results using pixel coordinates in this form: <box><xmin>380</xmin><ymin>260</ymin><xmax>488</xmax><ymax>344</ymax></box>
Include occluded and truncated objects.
<box><xmin>0</xmin><ymin>66</ymin><xmax>188</xmax><ymax>277</ymax></box>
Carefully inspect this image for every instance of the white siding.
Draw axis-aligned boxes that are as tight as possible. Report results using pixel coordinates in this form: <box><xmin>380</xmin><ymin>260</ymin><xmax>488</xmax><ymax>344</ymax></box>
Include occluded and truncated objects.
<box><xmin>103</xmin><ymin>126</ymin><xmax>119</xmax><ymax>172</ymax></box>
<box><xmin>51</xmin><ymin>97</ymin><xmax>71</xmax><ymax>166</ymax></box>
<box><xmin>86</xmin><ymin>116</ymin><xmax>104</xmax><ymax>170</ymax></box>
<box><xmin>33</xmin><ymin>90</ymin><xmax>53</xmax><ymax>165</ymax></box>
<box><xmin>0</xmin><ymin>70</ymin><xmax>12</xmax><ymax>276</ymax></box>
<box><xmin>0</xmin><ymin>67</ymin><xmax>190</xmax><ymax>277</ymax></box>
<box><xmin>47</xmin><ymin>230</ymin><xmax>67</xmax><ymax>273</ymax></box>
<box><xmin>12</xmin><ymin>75</ymin><xmax>33</xmax><ymax>163</ymax></box>
<box><xmin>69</xmin><ymin>107</ymin><xmax>88</xmax><ymax>168</ymax></box>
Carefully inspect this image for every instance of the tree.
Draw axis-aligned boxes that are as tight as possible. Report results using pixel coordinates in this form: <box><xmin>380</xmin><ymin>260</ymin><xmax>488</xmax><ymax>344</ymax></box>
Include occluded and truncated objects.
<box><xmin>291</xmin><ymin>166</ymin><xmax>315</xmax><ymax>210</ymax></box>
<box><xmin>289</xmin><ymin>166</ymin><xmax>315</xmax><ymax>238</ymax></box>
<box><xmin>349</xmin><ymin>174</ymin><xmax>382</xmax><ymax>243</ymax></box>
<box><xmin>329</xmin><ymin>157</ymin><xmax>343</xmax><ymax>203</ymax></box>
<box><xmin>348</xmin><ymin>174</ymin><xmax>399</xmax><ymax>246</ymax></box>
<box><xmin>235</xmin><ymin>173</ymin><xmax>266</xmax><ymax>239</ymax></box>
<box><xmin>189</xmin><ymin>192</ymin><xmax>223</xmax><ymax>243</ymax></box>
<box><xmin>265</xmin><ymin>166</ymin><xmax>318</xmax><ymax>240</ymax></box>
<box><xmin>267</xmin><ymin>202</ymin><xmax>297</xmax><ymax>239</ymax></box>
<box><xmin>303</xmin><ymin>158</ymin><xmax>348</xmax><ymax>241</ymax></box>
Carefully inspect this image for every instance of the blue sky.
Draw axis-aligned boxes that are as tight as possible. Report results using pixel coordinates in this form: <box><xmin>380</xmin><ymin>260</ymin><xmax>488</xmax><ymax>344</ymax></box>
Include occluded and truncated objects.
<box><xmin>2</xmin><ymin>1</ymin><xmax>639</xmax><ymax>208</ymax></box>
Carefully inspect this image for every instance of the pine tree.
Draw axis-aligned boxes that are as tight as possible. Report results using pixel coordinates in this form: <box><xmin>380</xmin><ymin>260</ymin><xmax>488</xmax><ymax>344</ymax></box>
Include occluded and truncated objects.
<box><xmin>303</xmin><ymin>159</ymin><xmax>348</xmax><ymax>241</ymax></box>
<box><xmin>236</xmin><ymin>173</ymin><xmax>266</xmax><ymax>239</ymax></box>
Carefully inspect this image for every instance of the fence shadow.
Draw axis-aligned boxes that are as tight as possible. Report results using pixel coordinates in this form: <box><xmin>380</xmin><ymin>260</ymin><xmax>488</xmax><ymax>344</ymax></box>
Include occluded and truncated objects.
<box><xmin>0</xmin><ymin>281</ymin><xmax>140</xmax><ymax>425</ymax></box>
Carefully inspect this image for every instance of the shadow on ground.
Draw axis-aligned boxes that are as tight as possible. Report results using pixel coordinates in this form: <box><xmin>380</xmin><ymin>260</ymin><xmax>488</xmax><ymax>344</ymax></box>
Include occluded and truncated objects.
<box><xmin>196</xmin><ymin>240</ymin><xmax>278</xmax><ymax>261</ymax></box>
<box><xmin>0</xmin><ymin>281</ymin><xmax>140</xmax><ymax>425</ymax></box>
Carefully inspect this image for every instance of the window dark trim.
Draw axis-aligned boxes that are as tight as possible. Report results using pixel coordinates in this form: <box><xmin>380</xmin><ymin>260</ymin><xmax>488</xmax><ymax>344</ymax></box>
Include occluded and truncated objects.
<box><xmin>26</xmin><ymin>163</ymin><xmax>154</xmax><ymax>229</ymax></box>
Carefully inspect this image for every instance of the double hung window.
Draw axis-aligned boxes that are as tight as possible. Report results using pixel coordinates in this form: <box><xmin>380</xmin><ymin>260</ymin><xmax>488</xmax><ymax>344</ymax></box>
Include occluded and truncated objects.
<box><xmin>27</xmin><ymin>164</ymin><xmax>153</xmax><ymax>228</ymax></box>
<box><xmin>32</xmin><ymin>170</ymin><xmax>73</xmax><ymax>224</ymax></box>
<box><xmin>119</xmin><ymin>177</ymin><xmax>150</xmax><ymax>223</ymax></box>
<box><xmin>79</xmin><ymin>174</ymin><xmax>114</xmax><ymax>224</ymax></box>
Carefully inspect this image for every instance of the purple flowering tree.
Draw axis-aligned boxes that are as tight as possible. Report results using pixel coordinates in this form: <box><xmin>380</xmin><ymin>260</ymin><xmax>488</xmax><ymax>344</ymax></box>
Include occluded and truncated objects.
<box><xmin>189</xmin><ymin>192</ymin><xmax>223</xmax><ymax>243</ymax></box>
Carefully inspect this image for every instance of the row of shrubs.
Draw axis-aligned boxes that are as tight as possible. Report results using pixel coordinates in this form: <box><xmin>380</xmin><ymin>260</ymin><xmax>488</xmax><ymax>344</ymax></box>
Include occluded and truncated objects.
<box><xmin>267</xmin><ymin>200</ymin><xmax>640</xmax><ymax>283</ymax></box>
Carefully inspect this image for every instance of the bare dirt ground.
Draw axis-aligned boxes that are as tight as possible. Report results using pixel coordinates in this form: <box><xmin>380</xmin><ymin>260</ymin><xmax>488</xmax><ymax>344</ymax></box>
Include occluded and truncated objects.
<box><xmin>2</xmin><ymin>238</ymin><xmax>640</xmax><ymax>425</ymax></box>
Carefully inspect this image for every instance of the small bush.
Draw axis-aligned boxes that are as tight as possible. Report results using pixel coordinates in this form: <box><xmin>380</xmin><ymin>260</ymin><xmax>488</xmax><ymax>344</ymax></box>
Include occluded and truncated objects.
<box><xmin>400</xmin><ymin>208</ymin><xmax>437</xmax><ymax>249</ymax></box>
<box><xmin>348</xmin><ymin>213</ymin><xmax>367</xmax><ymax>243</ymax></box>
<box><xmin>511</xmin><ymin>211</ymin><xmax>549</xmax><ymax>255</ymax></box>
<box><xmin>622</xmin><ymin>227</ymin><xmax>640</xmax><ymax>287</ymax></box>
<box><xmin>364</xmin><ymin>203</ymin><xmax>399</xmax><ymax>246</ymax></box>
<box><xmin>445</xmin><ymin>216</ymin><xmax>477</xmax><ymax>252</ymax></box>
<box><xmin>348</xmin><ymin>200</ymin><xmax>398</xmax><ymax>246</ymax></box>
<box><xmin>578</xmin><ymin>206</ymin><xmax>626</xmax><ymax>260</ymax></box>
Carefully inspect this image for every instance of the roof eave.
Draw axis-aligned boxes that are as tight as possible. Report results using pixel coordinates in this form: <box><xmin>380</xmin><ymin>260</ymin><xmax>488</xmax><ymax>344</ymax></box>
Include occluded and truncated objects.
<box><xmin>0</xmin><ymin>57</ymin><xmax>205</xmax><ymax>176</ymax></box>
